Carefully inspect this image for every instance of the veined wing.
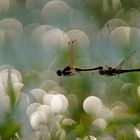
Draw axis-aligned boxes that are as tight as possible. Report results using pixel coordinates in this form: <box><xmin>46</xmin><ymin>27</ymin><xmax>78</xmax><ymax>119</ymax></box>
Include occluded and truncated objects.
<box><xmin>116</xmin><ymin>50</ymin><xmax>136</xmax><ymax>69</ymax></box>
<box><xmin>67</xmin><ymin>39</ymin><xmax>78</xmax><ymax>68</ymax></box>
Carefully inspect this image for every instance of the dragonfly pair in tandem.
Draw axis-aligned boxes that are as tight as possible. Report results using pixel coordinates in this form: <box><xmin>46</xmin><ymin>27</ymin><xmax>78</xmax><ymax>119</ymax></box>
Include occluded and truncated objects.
<box><xmin>56</xmin><ymin>39</ymin><xmax>140</xmax><ymax>77</ymax></box>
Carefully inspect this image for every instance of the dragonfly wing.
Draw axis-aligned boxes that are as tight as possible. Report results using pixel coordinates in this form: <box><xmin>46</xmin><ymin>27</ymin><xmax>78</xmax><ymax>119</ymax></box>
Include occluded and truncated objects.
<box><xmin>68</xmin><ymin>39</ymin><xmax>78</xmax><ymax>68</ymax></box>
<box><xmin>116</xmin><ymin>50</ymin><xmax>136</xmax><ymax>69</ymax></box>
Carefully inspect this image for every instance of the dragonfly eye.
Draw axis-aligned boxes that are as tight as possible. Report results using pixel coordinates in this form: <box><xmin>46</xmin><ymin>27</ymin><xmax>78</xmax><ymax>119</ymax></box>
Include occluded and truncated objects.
<box><xmin>56</xmin><ymin>70</ymin><xmax>62</xmax><ymax>76</ymax></box>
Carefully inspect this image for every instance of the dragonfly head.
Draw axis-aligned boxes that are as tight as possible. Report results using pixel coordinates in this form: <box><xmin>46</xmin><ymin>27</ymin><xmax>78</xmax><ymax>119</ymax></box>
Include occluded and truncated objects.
<box><xmin>56</xmin><ymin>69</ymin><xmax>62</xmax><ymax>76</ymax></box>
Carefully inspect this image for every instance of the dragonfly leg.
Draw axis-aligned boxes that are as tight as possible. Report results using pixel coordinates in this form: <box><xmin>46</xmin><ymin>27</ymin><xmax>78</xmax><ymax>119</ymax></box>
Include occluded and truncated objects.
<box><xmin>91</xmin><ymin>72</ymin><xmax>94</xmax><ymax>75</ymax></box>
<box><xmin>78</xmin><ymin>71</ymin><xmax>82</xmax><ymax>75</ymax></box>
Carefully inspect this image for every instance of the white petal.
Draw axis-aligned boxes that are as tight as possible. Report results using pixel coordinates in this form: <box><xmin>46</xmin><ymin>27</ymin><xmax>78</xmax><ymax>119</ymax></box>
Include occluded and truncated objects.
<box><xmin>26</xmin><ymin>103</ymin><xmax>41</xmax><ymax>117</ymax></box>
<box><xmin>83</xmin><ymin>96</ymin><xmax>102</xmax><ymax>115</ymax></box>
<box><xmin>42</xmin><ymin>94</ymin><xmax>54</xmax><ymax>105</ymax></box>
<box><xmin>37</xmin><ymin>105</ymin><xmax>54</xmax><ymax>121</ymax></box>
<box><xmin>83</xmin><ymin>135</ymin><xmax>97</xmax><ymax>140</ymax></box>
<box><xmin>0</xmin><ymin>95</ymin><xmax>10</xmax><ymax>118</ymax></box>
<box><xmin>51</xmin><ymin>95</ymin><xmax>62</xmax><ymax>113</ymax></box>
<box><xmin>57</xmin><ymin>94</ymin><xmax>68</xmax><ymax>112</ymax></box>
<box><xmin>135</xmin><ymin>127</ymin><xmax>140</xmax><ymax>138</ymax></box>
<box><xmin>92</xmin><ymin>118</ymin><xmax>107</xmax><ymax>129</ymax></box>
<box><xmin>31</xmin><ymin>88</ymin><xmax>47</xmax><ymax>102</ymax></box>
<box><xmin>13</xmin><ymin>82</ymin><xmax>24</xmax><ymax>93</ymax></box>
<box><xmin>30</xmin><ymin>110</ymin><xmax>47</xmax><ymax>130</ymax></box>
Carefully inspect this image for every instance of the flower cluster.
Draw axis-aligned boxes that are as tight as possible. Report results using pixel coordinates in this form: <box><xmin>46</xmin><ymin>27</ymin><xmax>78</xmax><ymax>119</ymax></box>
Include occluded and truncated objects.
<box><xmin>0</xmin><ymin>0</ymin><xmax>140</xmax><ymax>139</ymax></box>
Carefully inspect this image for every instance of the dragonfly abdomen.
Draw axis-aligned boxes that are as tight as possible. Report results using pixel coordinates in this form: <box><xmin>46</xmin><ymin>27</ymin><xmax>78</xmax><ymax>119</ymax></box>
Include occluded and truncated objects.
<box><xmin>116</xmin><ymin>69</ymin><xmax>140</xmax><ymax>74</ymax></box>
<box><xmin>75</xmin><ymin>66</ymin><xmax>103</xmax><ymax>72</ymax></box>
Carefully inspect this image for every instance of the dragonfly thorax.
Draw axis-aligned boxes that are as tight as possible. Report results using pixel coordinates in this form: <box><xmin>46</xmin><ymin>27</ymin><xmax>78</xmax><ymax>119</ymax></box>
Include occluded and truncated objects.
<box><xmin>56</xmin><ymin>66</ymin><xmax>76</xmax><ymax>76</ymax></box>
<box><xmin>62</xmin><ymin>66</ymin><xmax>76</xmax><ymax>76</ymax></box>
<box><xmin>99</xmin><ymin>67</ymin><xmax>117</xmax><ymax>76</ymax></box>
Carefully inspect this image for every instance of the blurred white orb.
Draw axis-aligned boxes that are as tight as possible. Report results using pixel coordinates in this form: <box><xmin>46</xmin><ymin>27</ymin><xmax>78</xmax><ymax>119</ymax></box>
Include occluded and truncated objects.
<box><xmin>3</xmin><ymin>29</ymin><xmax>22</xmax><ymax>46</ymax></box>
<box><xmin>120</xmin><ymin>83</ymin><xmax>136</xmax><ymax>95</ymax></box>
<box><xmin>83</xmin><ymin>96</ymin><xmax>102</xmax><ymax>115</ymax></box>
<box><xmin>36</xmin><ymin>127</ymin><xmax>51</xmax><ymax>140</ymax></box>
<box><xmin>0</xmin><ymin>66</ymin><xmax>23</xmax><ymax>94</ymax></box>
<box><xmin>30</xmin><ymin>110</ymin><xmax>48</xmax><ymax>130</ymax></box>
<box><xmin>26</xmin><ymin>0</ymin><xmax>48</xmax><ymax>8</ymax></box>
<box><xmin>102</xmin><ymin>0</ymin><xmax>121</xmax><ymax>12</ymax></box>
<box><xmin>110</xmin><ymin>26</ymin><xmax>140</xmax><ymax>47</ymax></box>
<box><xmin>56</xmin><ymin>94</ymin><xmax>68</xmax><ymax>112</ymax></box>
<box><xmin>17</xmin><ymin>93</ymin><xmax>30</xmax><ymax>110</ymax></box>
<box><xmin>110</xmin><ymin>105</ymin><xmax>127</xmax><ymax>119</ymax></box>
<box><xmin>0</xmin><ymin>95</ymin><xmax>10</xmax><ymax>118</ymax></box>
<box><xmin>42</xmin><ymin>29</ymin><xmax>69</xmax><ymax>49</ymax></box>
<box><xmin>12</xmin><ymin>82</ymin><xmax>24</xmax><ymax>93</ymax></box>
<box><xmin>0</xmin><ymin>68</ymin><xmax>22</xmax><ymax>90</ymax></box>
<box><xmin>41</xmin><ymin>0</ymin><xmax>72</xmax><ymax>26</ymax></box>
<box><xmin>83</xmin><ymin>135</ymin><xmax>97</xmax><ymax>140</ymax></box>
<box><xmin>31</xmin><ymin>88</ymin><xmax>47</xmax><ymax>102</ymax></box>
<box><xmin>137</xmin><ymin>86</ymin><xmax>140</xmax><ymax>98</ymax></box>
<box><xmin>31</xmin><ymin>25</ymin><xmax>55</xmax><ymax>46</ymax></box>
<box><xmin>50</xmin><ymin>94</ymin><xmax>68</xmax><ymax>113</ymax></box>
<box><xmin>37</xmin><ymin>105</ymin><xmax>54</xmax><ymax>121</ymax></box>
<box><xmin>43</xmin><ymin>94</ymin><xmax>54</xmax><ymax>105</ymax></box>
<box><xmin>0</xmin><ymin>30</ymin><xmax>5</xmax><ymax>48</ymax></box>
<box><xmin>102</xmin><ymin>18</ymin><xmax>128</xmax><ymax>35</ymax></box>
<box><xmin>116</xmin><ymin>8</ymin><xmax>140</xmax><ymax>28</ymax></box>
<box><xmin>92</xmin><ymin>118</ymin><xmax>107</xmax><ymax>129</ymax></box>
<box><xmin>0</xmin><ymin>83</ymin><xmax>6</xmax><ymax>96</ymax></box>
<box><xmin>62</xmin><ymin>118</ymin><xmax>76</xmax><ymax>126</ymax></box>
<box><xmin>67</xmin><ymin>29</ymin><xmax>90</xmax><ymax>48</ymax></box>
<box><xmin>55</xmin><ymin>114</ymin><xmax>64</xmax><ymax>122</ymax></box>
<box><xmin>135</xmin><ymin>127</ymin><xmax>140</xmax><ymax>138</ymax></box>
<box><xmin>0</xmin><ymin>18</ymin><xmax>23</xmax><ymax>35</ymax></box>
<box><xmin>46</xmin><ymin>120</ymin><xmax>61</xmax><ymax>134</ymax></box>
<box><xmin>110</xmin><ymin>101</ymin><xmax>128</xmax><ymax>119</ymax></box>
<box><xmin>40</xmin><ymin>80</ymin><xmax>60</xmax><ymax>91</ymax></box>
<box><xmin>96</xmin><ymin>105</ymin><xmax>111</xmax><ymax>120</ymax></box>
<box><xmin>26</xmin><ymin>103</ymin><xmax>42</xmax><ymax>117</ymax></box>
<box><xmin>99</xmin><ymin>135</ymin><xmax>115</xmax><ymax>140</ymax></box>
<box><xmin>0</xmin><ymin>0</ymin><xmax>9</xmax><ymax>12</ymax></box>
<box><xmin>43</xmin><ymin>94</ymin><xmax>68</xmax><ymax>113</ymax></box>
<box><xmin>48</xmin><ymin>90</ymin><xmax>60</xmax><ymax>95</ymax></box>
<box><xmin>23</xmin><ymin>23</ymin><xmax>40</xmax><ymax>42</ymax></box>
<box><xmin>56</xmin><ymin>128</ymin><xmax>66</xmax><ymax>140</ymax></box>
<box><xmin>110</xmin><ymin>26</ymin><xmax>130</xmax><ymax>45</ymax></box>
<box><xmin>0</xmin><ymin>65</ymin><xmax>22</xmax><ymax>82</ymax></box>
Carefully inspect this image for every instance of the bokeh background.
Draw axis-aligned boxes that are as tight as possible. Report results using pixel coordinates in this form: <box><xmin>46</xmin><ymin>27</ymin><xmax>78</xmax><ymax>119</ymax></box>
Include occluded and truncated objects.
<box><xmin>0</xmin><ymin>0</ymin><xmax>140</xmax><ymax>139</ymax></box>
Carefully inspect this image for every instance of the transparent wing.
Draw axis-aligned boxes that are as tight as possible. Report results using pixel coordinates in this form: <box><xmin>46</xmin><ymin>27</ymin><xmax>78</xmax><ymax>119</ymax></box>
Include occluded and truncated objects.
<box><xmin>106</xmin><ymin>22</ymin><xmax>111</xmax><ymax>34</ymax></box>
<box><xmin>116</xmin><ymin>50</ymin><xmax>136</xmax><ymax>69</ymax></box>
<box><xmin>67</xmin><ymin>39</ymin><xmax>78</xmax><ymax>67</ymax></box>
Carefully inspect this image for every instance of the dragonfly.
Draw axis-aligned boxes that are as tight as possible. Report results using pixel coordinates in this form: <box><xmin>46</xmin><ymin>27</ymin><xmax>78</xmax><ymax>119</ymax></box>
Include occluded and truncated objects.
<box><xmin>98</xmin><ymin>50</ymin><xmax>140</xmax><ymax>76</ymax></box>
<box><xmin>56</xmin><ymin>39</ymin><xmax>102</xmax><ymax>76</ymax></box>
